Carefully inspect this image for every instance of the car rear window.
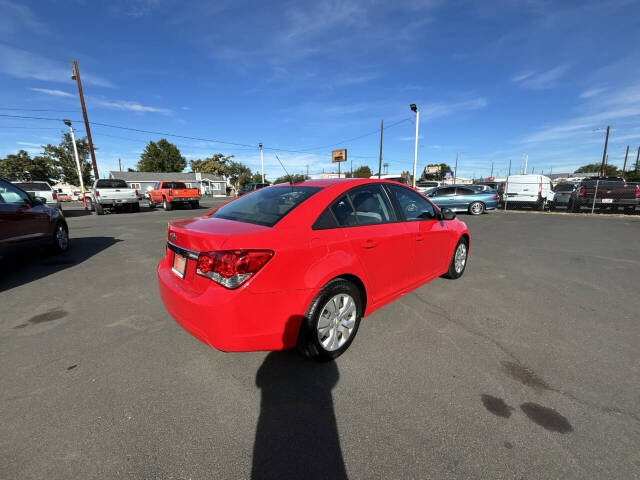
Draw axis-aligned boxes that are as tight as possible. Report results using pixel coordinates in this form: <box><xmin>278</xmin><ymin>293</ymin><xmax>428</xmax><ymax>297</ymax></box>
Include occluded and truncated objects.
<box><xmin>555</xmin><ymin>183</ymin><xmax>576</xmax><ymax>192</ymax></box>
<box><xmin>96</xmin><ymin>179</ymin><xmax>129</xmax><ymax>188</ymax></box>
<box><xmin>13</xmin><ymin>182</ymin><xmax>51</xmax><ymax>191</ymax></box>
<box><xmin>163</xmin><ymin>182</ymin><xmax>187</xmax><ymax>189</ymax></box>
<box><xmin>210</xmin><ymin>185</ymin><xmax>321</xmax><ymax>227</ymax></box>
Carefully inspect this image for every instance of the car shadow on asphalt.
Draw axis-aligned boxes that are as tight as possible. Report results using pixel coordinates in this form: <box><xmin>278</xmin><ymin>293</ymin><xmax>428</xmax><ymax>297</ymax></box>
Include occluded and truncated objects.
<box><xmin>0</xmin><ymin>236</ymin><xmax>121</xmax><ymax>292</ymax></box>
<box><xmin>252</xmin><ymin>317</ymin><xmax>348</xmax><ymax>480</ymax></box>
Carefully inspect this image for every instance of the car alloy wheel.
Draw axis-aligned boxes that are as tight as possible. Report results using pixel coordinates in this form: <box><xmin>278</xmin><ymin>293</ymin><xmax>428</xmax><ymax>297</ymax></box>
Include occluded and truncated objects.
<box><xmin>316</xmin><ymin>293</ymin><xmax>357</xmax><ymax>352</ymax></box>
<box><xmin>469</xmin><ymin>201</ymin><xmax>484</xmax><ymax>215</ymax></box>
<box><xmin>54</xmin><ymin>224</ymin><xmax>69</xmax><ymax>252</ymax></box>
<box><xmin>454</xmin><ymin>242</ymin><xmax>467</xmax><ymax>274</ymax></box>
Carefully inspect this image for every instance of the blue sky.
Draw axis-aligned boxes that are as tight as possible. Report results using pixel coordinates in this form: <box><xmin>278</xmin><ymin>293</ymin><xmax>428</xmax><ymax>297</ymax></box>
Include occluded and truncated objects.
<box><xmin>1</xmin><ymin>0</ymin><xmax>639</xmax><ymax>180</ymax></box>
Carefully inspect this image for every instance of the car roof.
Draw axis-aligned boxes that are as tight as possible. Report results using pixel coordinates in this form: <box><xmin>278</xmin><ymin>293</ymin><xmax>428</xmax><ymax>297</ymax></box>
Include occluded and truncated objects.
<box><xmin>272</xmin><ymin>178</ymin><xmax>405</xmax><ymax>188</ymax></box>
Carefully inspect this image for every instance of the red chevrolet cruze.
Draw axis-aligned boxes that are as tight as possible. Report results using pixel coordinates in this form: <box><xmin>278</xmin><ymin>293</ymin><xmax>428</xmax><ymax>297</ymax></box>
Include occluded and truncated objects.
<box><xmin>158</xmin><ymin>178</ymin><xmax>470</xmax><ymax>361</ymax></box>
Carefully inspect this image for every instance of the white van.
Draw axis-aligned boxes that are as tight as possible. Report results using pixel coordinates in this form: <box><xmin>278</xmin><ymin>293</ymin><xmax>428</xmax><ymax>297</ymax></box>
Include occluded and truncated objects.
<box><xmin>504</xmin><ymin>174</ymin><xmax>554</xmax><ymax>210</ymax></box>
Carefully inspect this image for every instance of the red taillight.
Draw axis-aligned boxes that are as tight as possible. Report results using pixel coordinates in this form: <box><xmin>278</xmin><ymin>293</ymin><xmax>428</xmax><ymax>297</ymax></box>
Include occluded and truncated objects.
<box><xmin>538</xmin><ymin>182</ymin><xmax>542</xmax><ymax>195</ymax></box>
<box><xmin>635</xmin><ymin>185</ymin><xmax>640</xmax><ymax>198</ymax></box>
<box><xmin>196</xmin><ymin>250</ymin><xmax>273</xmax><ymax>289</ymax></box>
<box><xmin>578</xmin><ymin>187</ymin><xmax>585</xmax><ymax>197</ymax></box>
<box><xmin>493</xmin><ymin>194</ymin><xmax>499</xmax><ymax>200</ymax></box>
<box><xmin>52</xmin><ymin>192</ymin><xmax>57</xmax><ymax>200</ymax></box>
<box><xmin>95</xmin><ymin>190</ymin><xmax>100</xmax><ymax>197</ymax></box>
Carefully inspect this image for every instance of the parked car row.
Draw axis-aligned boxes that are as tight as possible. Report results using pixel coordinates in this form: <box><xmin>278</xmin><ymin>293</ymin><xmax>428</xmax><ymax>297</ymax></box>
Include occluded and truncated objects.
<box><xmin>551</xmin><ymin>177</ymin><xmax>639</xmax><ymax>214</ymax></box>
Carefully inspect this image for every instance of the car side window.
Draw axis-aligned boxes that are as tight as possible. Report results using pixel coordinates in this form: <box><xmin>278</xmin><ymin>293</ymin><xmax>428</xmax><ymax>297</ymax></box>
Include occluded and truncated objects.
<box><xmin>434</xmin><ymin>187</ymin><xmax>456</xmax><ymax>197</ymax></box>
<box><xmin>387</xmin><ymin>184</ymin><xmax>437</xmax><ymax>221</ymax></box>
<box><xmin>331</xmin><ymin>195</ymin><xmax>357</xmax><ymax>226</ymax></box>
<box><xmin>347</xmin><ymin>185</ymin><xmax>395</xmax><ymax>226</ymax></box>
<box><xmin>456</xmin><ymin>187</ymin><xmax>474</xmax><ymax>195</ymax></box>
<box><xmin>0</xmin><ymin>181</ymin><xmax>30</xmax><ymax>204</ymax></box>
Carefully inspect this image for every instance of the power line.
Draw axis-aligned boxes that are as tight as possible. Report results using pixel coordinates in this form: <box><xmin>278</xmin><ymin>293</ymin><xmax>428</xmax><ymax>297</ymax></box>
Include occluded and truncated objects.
<box><xmin>0</xmin><ymin>107</ymin><xmax>79</xmax><ymax>113</ymax></box>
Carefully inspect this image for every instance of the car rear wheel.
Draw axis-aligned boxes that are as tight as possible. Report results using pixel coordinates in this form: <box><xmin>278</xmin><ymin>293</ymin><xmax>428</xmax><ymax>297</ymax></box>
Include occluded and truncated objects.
<box><xmin>50</xmin><ymin>222</ymin><xmax>69</xmax><ymax>253</ymax></box>
<box><xmin>468</xmin><ymin>201</ymin><xmax>485</xmax><ymax>215</ymax></box>
<box><xmin>132</xmin><ymin>202</ymin><xmax>140</xmax><ymax>212</ymax></box>
<box><xmin>163</xmin><ymin>198</ymin><xmax>173</xmax><ymax>211</ymax></box>
<box><xmin>95</xmin><ymin>202</ymin><xmax>104</xmax><ymax>215</ymax></box>
<box><xmin>191</xmin><ymin>200</ymin><xmax>199</xmax><ymax>209</ymax></box>
<box><xmin>443</xmin><ymin>238</ymin><xmax>468</xmax><ymax>279</ymax></box>
<box><xmin>298</xmin><ymin>279</ymin><xmax>362</xmax><ymax>362</ymax></box>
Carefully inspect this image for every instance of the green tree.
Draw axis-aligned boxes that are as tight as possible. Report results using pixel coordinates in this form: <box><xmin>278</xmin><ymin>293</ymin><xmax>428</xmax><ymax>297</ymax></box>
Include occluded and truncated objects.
<box><xmin>226</xmin><ymin>160</ymin><xmax>253</xmax><ymax>191</ymax></box>
<box><xmin>273</xmin><ymin>174</ymin><xmax>308</xmax><ymax>184</ymax></box>
<box><xmin>137</xmin><ymin>139</ymin><xmax>186</xmax><ymax>172</ymax></box>
<box><xmin>421</xmin><ymin>163</ymin><xmax>452</xmax><ymax>181</ymax></box>
<box><xmin>42</xmin><ymin>133</ymin><xmax>93</xmax><ymax>186</ymax></box>
<box><xmin>575</xmin><ymin>163</ymin><xmax>618</xmax><ymax>176</ymax></box>
<box><xmin>250</xmin><ymin>172</ymin><xmax>270</xmax><ymax>184</ymax></box>
<box><xmin>189</xmin><ymin>153</ymin><xmax>234</xmax><ymax>177</ymax></box>
<box><xmin>0</xmin><ymin>149</ymin><xmax>59</xmax><ymax>183</ymax></box>
<box><xmin>347</xmin><ymin>165</ymin><xmax>372</xmax><ymax>178</ymax></box>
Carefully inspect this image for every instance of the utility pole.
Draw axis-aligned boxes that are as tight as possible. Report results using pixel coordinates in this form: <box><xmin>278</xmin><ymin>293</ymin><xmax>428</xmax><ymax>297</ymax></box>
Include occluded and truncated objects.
<box><xmin>350</xmin><ymin>158</ymin><xmax>353</xmax><ymax>177</ymax></box>
<box><xmin>63</xmin><ymin>120</ymin><xmax>87</xmax><ymax>210</ymax></box>
<box><xmin>599</xmin><ymin>125</ymin><xmax>610</xmax><ymax>178</ymax></box>
<box><xmin>410</xmin><ymin>104</ymin><xmax>419</xmax><ymax>188</ymax></box>
<box><xmin>72</xmin><ymin>59</ymin><xmax>99</xmax><ymax>180</ymax></box>
<box><xmin>378</xmin><ymin>119</ymin><xmax>384</xmax><ymax>179</ymax></box>
<box><xmin>306</xmin><ymin>165</ymin><xmax>309</xmax><ymax>178</ymax></box>
<box><xmin>258</xmin><ymin>143</ymin><xmax>264</xmax><ymax>183</ymax></box>
<box><xmin>454</xmin><ymin>152</ymin><xmax>458</xmax><ymax>184</ymax></box>
<box><xmin>490</xmin><ymin>161</ymin><xmax>494</xmax><ymax>178</ymax></box>
<box><xmin>622</xmin><ymin>145</ymin><xmax>629</xmax><ymax>178</ymax></box>
<box><xmin>118</xmin><ymin>158</ymin><xmax>122</xmax><ymax>172</ymax></box>
<box><xmin>635</xmin><ymin>146</ymin><xmax>640</xmax><ymax>172</ymax></box>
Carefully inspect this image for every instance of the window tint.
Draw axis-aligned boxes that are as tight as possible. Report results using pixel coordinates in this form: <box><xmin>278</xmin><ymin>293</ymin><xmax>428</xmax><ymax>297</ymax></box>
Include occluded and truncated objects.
<box><xmin>331</xmin><ymin>195</ymin><xmax>357</xmax><ymax>226</ymax></box>
<box><xmin>163</xmin><ymin>182</ymin><xmax>187</xmax><ymax>189</ymax></box>
<box><xmin>434</xmin><ymin>187</ymin><xmax>456</xmax><ymax>197</ymax></box>
<box><xmin>347</xmin><ymin>185</ymin><xmax>395</xmax><ymax>226</ymax></box>
<box><xmin>555</xmin><ymin>183</ymin><xmax>575</xmax><ymax>192</ymax></box>
<box><xmin>211</xmin><ymin>185</ymin><xmax>321</xmax><ymax>227</ymax></box>
<box><xmin>387</xmin><ymin>184</ymin><xmax>437</xmax><ymax>221</ymax></box>
<box><xmin>13</xmin><ymin>182</ymin><xmax>51</xmax><ymax>191</ymax></box>
<box><xmin>0</xmin><ymin>180</ymin><xmax>31</xmax><ymax>204</ymax></box>
<box><xmin>312</xmin><ymin>208</ymin><xmax>338</xmax><ymax>230</ymax></box>
<box><xmin>456</xmin><ymin>187</ymin><xmax>474</xmax><ymax>195</ymax></box>
<box><xmin>96</xmin><ymin>179</ymin><xmax>129</xmax><ymax>188</ymax></box>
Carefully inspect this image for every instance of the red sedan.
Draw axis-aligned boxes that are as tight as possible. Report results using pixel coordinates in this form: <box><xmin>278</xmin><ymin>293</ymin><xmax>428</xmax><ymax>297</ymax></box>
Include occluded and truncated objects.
<box><xmin>158</xmin><ymin>179</ymin><xmax>470</xmax><ymax>361</ymax></box>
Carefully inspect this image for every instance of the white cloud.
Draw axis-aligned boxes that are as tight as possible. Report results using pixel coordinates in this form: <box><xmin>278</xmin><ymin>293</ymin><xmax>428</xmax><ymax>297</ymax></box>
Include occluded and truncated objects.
<box><xmin>0</xmin><ymin>0</ymin><xmax>46</xmax><ymax>36</ymax></box>
<box><xmin>180</xmin><ymin>106</ymin><xmax>191</xmax><ymax>110</ymax></box>
<box><xmin>0</xmin><ymin>44</ymin><xmax>115</xmax><ymax>88</ymax></box>
<box><xmin>512</xmin><ymin>65</ymin><xmax>569</xmax><ymax>90</ymax></box>
<box><xmin>29</xmin><ymin>87</ymin><xmax>74</xmax><ymax>98</ymax></box>
<box><xmin>580</xmin><ymin>87</ymin><xmax>607</xmax><ymax>98</ymax></box>
<box><xmin>420</xmin><ymin>97</ymin><xmax>488</xmax><ymax>120</ymax></box>
<box><xmin>90</xmin><ymin>98</ymin><xmax>171</xmax><ymax>114</ymax></box>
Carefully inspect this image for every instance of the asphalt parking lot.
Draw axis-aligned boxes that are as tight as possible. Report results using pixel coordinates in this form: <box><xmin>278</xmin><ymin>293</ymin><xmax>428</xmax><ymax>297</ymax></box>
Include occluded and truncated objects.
<box><xmin>1</xmin><ymin>201</ymin><xmax>639</xmax><ymax>479</ymax></box>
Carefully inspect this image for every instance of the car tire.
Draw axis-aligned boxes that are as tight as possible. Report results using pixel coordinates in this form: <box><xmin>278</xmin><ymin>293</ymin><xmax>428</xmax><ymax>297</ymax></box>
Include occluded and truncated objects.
<box><xmin>50</xmin><ymin>222</ymin><xmax>69</xmax><ymax>254</ymax></box>
<box><xmin>536</xmin><ymin>198</ymin><xmax>546</xmax><ymax>211</ymax></box>
<box><xmin>95</xmin><ymin>202</ymin><xmax>104</xmax><ymax>215</ymax></box>
<box><xmin>132</xmin><ymin>202</ymin><xmax>140</xmax><ymax>212</ymax></box>
<box><xmin>297</xmin><ymin>279</ymin><xmax>362</xmax><ymax>362</ymax></box>
<box><xmin>163</xmin><ymin>198</ymin><xmax>173</xmax><ymax>211</ymax></box>
<box><xmin>191</xmin><ymin>200</ymin><xmax>199</xmax><ymax>209</ymax></box>
<box><xmin>468</xmin><ymin>201</ymin><xmax>485</xmax><ymax>215</ymax></box>
<box><xmin>86</xmin><ymin>198</ymin><xmax>94</xmax><ymax>211</ymax></box>
<box><xmin>148</xmin><ymin>200</ymin><xmax>155</xmax><ymax>208</ymax></box>
<box><xmin>443</xmin><ymin>237</ymin><xmax>468</xmax><ymax>280</ymax></box>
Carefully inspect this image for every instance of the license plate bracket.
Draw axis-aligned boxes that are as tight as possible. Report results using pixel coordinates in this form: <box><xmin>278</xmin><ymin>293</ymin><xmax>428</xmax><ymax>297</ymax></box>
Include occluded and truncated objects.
<box><xmin>172</xmin><ymin>252</ymin><xmax>187</xmax><ymax>278</ymax></box>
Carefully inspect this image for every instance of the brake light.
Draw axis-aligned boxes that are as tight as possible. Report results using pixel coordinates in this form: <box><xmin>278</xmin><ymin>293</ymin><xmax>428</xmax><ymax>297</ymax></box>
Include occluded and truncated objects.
<box><xmin>196</xmin><ymin>250</ymin><xmax>274</xmax><ymax>289</ymax></box>
<box><xmin>52</xmin><ymin>192</ymin><xmax>57</xmax><ymax>200</ymax></box>
<box><xmin>95</xmin><ymin>190</ymin><xmax>100</xmax><ymax>197</ymax></box>
<box><xmin>635</xmin><ymin>185</ymin><xmax>640</xmax><ymax>198</ymax></box>
<box><xmin>578</xmin><ymin>187</ymin><xmax>585</xmax><ymax>197</ymax></box>
<box><xmin>493</xmin><ymin>194</ymin><xmax>499</xmax><ymax>200</ymax></box>
<box><xmin>538</xmin><ymin>182</ymin><xmax>542</xmax><ymax>195</ymax></box>
<box><xmin>135</xmin><ymin>189</ymin><xmax>139</xmax><ymax>197</ymax></box>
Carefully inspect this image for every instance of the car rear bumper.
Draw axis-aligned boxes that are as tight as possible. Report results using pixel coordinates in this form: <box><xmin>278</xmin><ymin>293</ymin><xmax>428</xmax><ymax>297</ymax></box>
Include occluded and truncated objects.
<box><xmin>170</xmin><ymin>197</ymin><xmax>200</xmax><ymax>202</ymax></box>
<box><xmin>157</xmin><ymin>253</ymin><xmax>309</xmax><ymax>352</ymax></box>
<box><xmin>99</xmin><ymin>198</ymin><xmax>139</xmax><ymax>205</ymax></box>
<box><xmin>575</xmin><ymin>199</ymin><xmax>638</xmax><ymax>208</ymax></box>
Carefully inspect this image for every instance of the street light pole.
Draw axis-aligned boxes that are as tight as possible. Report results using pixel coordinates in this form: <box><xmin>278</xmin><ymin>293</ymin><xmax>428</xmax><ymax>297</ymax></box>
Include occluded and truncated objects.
<box><xmin>258</xmin><ymin>143</ymin><xmax>264</xmax><ymax>183</ymax></box>
<box><xmin>410</xmin><ymin>104</ymin><xmax>419</xmax><ymax>188</ymax></box>
<box><xmin>64</xmin><ymin>119</ymin><xmax>87</xmax><ymax>210</ymax></box>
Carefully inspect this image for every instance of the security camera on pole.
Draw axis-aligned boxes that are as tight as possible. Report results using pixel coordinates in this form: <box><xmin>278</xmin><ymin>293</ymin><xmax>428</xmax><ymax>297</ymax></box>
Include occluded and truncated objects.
<box><xmin>63</xmin><ymin>119</ymin><xmax>87</xmax><ymax>210</ymax></box>
<box><xmin>410</xmin><ymin>104</ymin><xmax>419</xmax><ymax>188</ymax></box>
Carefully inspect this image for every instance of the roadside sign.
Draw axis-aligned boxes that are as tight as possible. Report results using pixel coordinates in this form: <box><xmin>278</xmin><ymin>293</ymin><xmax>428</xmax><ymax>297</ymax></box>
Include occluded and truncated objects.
<box><xmin>332</xmin><ymin>149</ymin><xmax>347</xmax><ymax>163</ymax></box>
<box><xmin>445</xmin><ymin>171</ymin><xmax>452</xmax><ymax>179</ymax></box>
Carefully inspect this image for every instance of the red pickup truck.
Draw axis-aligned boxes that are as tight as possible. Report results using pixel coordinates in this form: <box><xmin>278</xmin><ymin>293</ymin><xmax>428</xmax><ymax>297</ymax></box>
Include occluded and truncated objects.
<box><xmin>149</xmin><ymin>181</ymin><xmax>200</xmax><ymax>210</ymax></box>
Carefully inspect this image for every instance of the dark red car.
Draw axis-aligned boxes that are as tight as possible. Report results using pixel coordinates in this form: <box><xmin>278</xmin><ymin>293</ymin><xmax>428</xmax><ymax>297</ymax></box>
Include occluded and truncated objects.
<box><xmin>158</xmin><ymin>179</ymin><xmax>470</xmax><ymax>361</ymax></box>
<box><xmin>0</xmin><ymin>178</ymin><xmax>69</xmax><ymax>259</ymax></box>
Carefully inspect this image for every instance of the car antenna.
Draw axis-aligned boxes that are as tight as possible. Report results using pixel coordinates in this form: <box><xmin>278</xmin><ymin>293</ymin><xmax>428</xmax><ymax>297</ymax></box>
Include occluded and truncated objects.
<box><xmin>274</xmin><ymin>153</ymin><xmax>293</xmax><ymax>185</ymax></box>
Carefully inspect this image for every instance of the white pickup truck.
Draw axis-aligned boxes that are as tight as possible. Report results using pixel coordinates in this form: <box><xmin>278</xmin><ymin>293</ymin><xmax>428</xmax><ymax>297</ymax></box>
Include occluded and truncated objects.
<box><xmin>12</xmin><ymin>181</ymin><xmax>62</xmax><ymax>211</ymax></box>
<box><xmin>88</xmin><ymin>178</ymin><xmax>140</xmax><ymax>215</ymax></box>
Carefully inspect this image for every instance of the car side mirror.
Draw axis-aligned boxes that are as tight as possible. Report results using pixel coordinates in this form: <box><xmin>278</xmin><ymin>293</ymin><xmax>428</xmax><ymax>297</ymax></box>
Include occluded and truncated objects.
<box><xmin>441</xmin><ymin>208</ymin><xmax>456</xmax><ymax>220</ymax></box>
<box><xmin>33</xmin><ymin>196</ymin><xmax>47</xmax><ymax>205</ymax></box>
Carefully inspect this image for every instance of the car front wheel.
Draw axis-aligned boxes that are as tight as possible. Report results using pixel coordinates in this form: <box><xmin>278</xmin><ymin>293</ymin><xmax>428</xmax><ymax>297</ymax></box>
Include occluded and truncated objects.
<box><xmin>443</xmin><ymin>238</ymin><xmax>468</xmax><ymax>279</ymax></box>
<box><xmin>298</xmin><ymin>279</ymin><xmax>362</xmax><ymax>362</ymax></box>
<box><xmin>50</xmin><ymin>222</ymin><xmax>69</xmax><ymax>254</ymax></box>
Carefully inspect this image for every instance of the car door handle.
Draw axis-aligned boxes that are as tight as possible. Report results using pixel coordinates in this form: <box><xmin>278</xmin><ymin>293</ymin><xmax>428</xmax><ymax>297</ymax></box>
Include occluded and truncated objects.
<box><xmin>416</xmin><ymin>235</ymin><xmax>425</xmax><ymax>242</ymax></box>
<box><xmin>362</xmin><ymin>239</ymin><xmax>378</xmax><ymax>249</ymax></box>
